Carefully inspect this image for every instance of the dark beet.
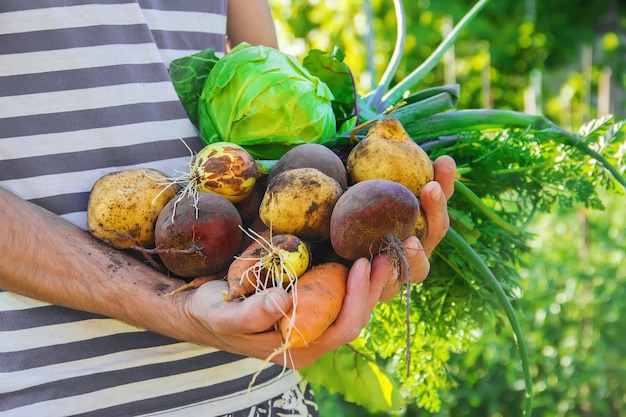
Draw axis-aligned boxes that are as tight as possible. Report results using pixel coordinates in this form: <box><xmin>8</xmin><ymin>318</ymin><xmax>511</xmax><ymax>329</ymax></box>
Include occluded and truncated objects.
<box><xmin>330</xmin><ymin>179</ymin><xmax>420</xmax><ymax>261</ymax></box>
<box><xmin>154</xmin><ymin>192</ymin><xmax>242</xmax><ymax>277</ymax></box>
<box><xmin>268</xmin><ymin>143</ymin><xmax>348</xmax><ymax>189</ymax></box>
<box><xmin>330</xmin><ymin>179</ymin><xmax>421</xmax><ymax>374</ymax></box>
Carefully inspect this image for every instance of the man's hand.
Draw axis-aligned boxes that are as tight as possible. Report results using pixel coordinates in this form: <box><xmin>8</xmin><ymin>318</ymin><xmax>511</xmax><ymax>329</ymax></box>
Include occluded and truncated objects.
<box><xmin>367</xmin><ymin>155</ymin><xmax>456</xmax><ymax>302</ymax></box>
<box><xmin>175</xmin><ymin>257</ymin><xmax>372</xmax><ymax>369</ymax></box>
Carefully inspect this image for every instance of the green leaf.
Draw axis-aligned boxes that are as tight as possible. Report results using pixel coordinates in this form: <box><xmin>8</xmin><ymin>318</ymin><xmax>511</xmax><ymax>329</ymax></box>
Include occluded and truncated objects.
<box><xmin>577</xmin><ymin>114</ymin><xmax>614</xmax><ymax>139</ymax></box>
<box><xmin>302</xmin><ymin>47</ymin><xmax>357</xmax><ymax>132</ymax></box>
<box><xmin>169</xmin><ymin>47</ymin><xmax>220</xmax><ymax>125</ymax></box>
<box><xmin>299</xmin><ymin>340</ymin><xmax>403</xmax><ymax>413</ymax></box>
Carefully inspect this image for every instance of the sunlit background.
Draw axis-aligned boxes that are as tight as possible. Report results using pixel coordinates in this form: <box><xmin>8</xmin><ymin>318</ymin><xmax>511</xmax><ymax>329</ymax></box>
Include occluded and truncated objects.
<box><xmin>271</xmin><ymin>0</ymin><xmax>625</xmax><ymax>131</ymax></box>
<box><xmin>269</xmin><ymin>1</ymin><xmax>626</xmax><ymax>415</ymax></box>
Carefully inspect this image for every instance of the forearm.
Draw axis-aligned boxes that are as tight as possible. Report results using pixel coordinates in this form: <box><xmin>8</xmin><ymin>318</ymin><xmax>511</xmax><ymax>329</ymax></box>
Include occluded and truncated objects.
<box><xmin>0</xmin><ymin>186</ymin><xmax>196</xmax><ymax>342</ymax></box>
<box><xmin>227</xmin><ymin>0</ymin><xmax>278</xmax><ymax>49</ymax></box>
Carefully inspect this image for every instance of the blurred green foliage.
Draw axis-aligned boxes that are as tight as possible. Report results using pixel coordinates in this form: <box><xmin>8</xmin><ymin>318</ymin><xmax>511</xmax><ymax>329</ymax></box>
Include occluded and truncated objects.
<box><xmin>269</xmin><ymin>0</ymin><xmax>626</xmax><ymax>415</ymax></box>
<box><xmin>271</xmin><ymin>0</ymin><xmax>626</xmax><ymax>129</ymax></box>
<box><xmin>428</xmin><ymin>193</ymin><xmax>626</xmax><ymax>417</ymax></box>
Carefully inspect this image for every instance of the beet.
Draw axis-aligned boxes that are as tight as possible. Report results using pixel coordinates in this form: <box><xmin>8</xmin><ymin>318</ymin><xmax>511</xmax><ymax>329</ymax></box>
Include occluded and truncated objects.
<box><xmin>154</xmin><ymin>192</ymin><xmax>243</xmax><ymax>277</ymax></box>
<box><xmin>268</xmin><ymin>143</ymin><xmax>348</xmax><ymax>189</ymax></box>
<box><xmin>330</xmin><ymin>179</ymin><xmax>420</xmax><ymax>261</ymax></box>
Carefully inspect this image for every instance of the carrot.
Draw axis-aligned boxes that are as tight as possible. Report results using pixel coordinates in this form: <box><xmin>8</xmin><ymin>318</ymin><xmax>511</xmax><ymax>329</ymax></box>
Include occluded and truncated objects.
<box><xmin>278</xmin><ymin>262</ymin><xmax>348</xmax><ymax>349</ymax></box>
<box><xmin>223</xmin><ymin>235</ymin><xmax>268</xmax><ymax>301</ymax></box>
<box><xmin>248</xmin><ymin>262</ymin><xmax>348</xmax><ymax>390</ymax></box>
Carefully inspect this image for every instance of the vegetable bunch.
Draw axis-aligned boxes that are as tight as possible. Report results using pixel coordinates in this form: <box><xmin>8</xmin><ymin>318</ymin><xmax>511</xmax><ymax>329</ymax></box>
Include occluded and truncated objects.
<box><xmin>85</xmin><ymin>123</ymin><xmax>435</xmax><ymax>392</ymax></box>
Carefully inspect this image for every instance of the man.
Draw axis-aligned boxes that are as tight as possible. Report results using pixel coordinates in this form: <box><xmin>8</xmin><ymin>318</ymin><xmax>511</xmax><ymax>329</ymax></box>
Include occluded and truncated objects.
<box><xmin>0</xmin><ymin>1</ymin><xmax>455</xmax><ymax>415</ymax></box>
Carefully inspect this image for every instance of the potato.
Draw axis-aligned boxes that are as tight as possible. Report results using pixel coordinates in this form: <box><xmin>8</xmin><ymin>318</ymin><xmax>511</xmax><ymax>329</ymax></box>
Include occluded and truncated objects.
<box><xmin>346</xmin><ymin>116</ymin><xmax>434</xmax><ymax>196</ymax></box>
<box><xmin>414</xmin><ymin>204</ymin><xmax>428</xmax><ymax>241</ymax></box>
<box><xmin>87</xmin><ymin>168</ymin><xmax>178</xmax><ymax>249</ymax></box>
<box><xmin>259</xmin><ymin>167</ymin><xmax>343</xmax><ymax>242</ymax></box>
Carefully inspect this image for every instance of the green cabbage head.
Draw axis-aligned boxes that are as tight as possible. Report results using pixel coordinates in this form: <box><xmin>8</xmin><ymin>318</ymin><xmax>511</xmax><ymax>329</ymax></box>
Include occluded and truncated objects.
<box><xmin>198</xmin><ymin>43</ymin><xmax>337</xmax><ymax>160</ymax></box>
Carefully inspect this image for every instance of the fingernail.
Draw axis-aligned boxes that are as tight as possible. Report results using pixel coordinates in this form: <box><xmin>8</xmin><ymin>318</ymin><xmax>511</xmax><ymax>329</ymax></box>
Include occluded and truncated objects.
<box><xmin>388</xmin><ymin>266</ymin><xmax>400</xmax><ymax>284</ymax></box>
<box><xmin>405</xmin><ymin>235</ymin><xmax>420</xmax><ymax>252</ymax></box>
<box><xmin>355</xmin><ymin>258</ymin><xmax>371</xmax><ymax>280</ymax></box>
<box><xmin>430</xmin><ymin>184</ymin><xmax>443</xmax><ymax>202</ymax></box>
<box><xmin>364</xmin><ymin>259</ymin><xmax>372</xmax><ymax>280</ymax></box>
<box><xmin>264</xmin><ymin>291</ymin><xmax>288</xmax><ymax>315</ymax></box>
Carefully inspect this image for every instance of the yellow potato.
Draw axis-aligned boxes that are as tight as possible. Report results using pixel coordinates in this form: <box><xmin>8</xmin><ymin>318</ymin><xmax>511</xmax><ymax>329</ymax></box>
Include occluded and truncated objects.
<box><xmin>259</xmin><ymin>167</ymin><xmax>342</xmax><ymax>242</ymax></box>
<box><xmin>347</xmin><ymin>116</ymin><xmax>434</xmax><ymax>196</ymax></box>
<box><xmin>414</xmin><ymin>204</ymin><xmax>428</xmax><ymax>242</ymax></box>
<box><xmin>87</xmin><ymin>168</ymin><xmax>178</xmax><ymax>249</ymax></box>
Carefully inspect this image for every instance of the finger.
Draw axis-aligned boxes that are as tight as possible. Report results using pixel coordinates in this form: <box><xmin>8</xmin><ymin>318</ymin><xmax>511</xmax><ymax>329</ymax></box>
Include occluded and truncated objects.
<box><xmin>405</xmin><ymin>236</ymin><xmax>430</xmax><ymax>284</ymax></box>
<box><xmin>433</xmin><ymin>155</ymin><xmax>456</xmax><ymax>199</ymax></box>
<box><xmin>378</xmin><ymin>236</ymin><xmax>430</xmax><ymax>301</ymax></box>
<box><xmin>339</xmin><ymin>258</ymin><xmax>372</xmax><ymax>333</ymax></box>
<box><xmin>377</xmin><ymin>272</ymin><xmax>401</xmax><ymax>302</ymax></box>
<box><xmin>420</xmin><ymin>181</ymin><xmax>450</xmax><ymax>257</ymax></box>
<box><xmin>370</xmin><ymin>253</ymin><xmax>397</xmax><ymax>303</ymax></box>
<box><xmin>192</xmin><ymin>281</ymin><xmax>293</xmax><ymax>335</ymax></box>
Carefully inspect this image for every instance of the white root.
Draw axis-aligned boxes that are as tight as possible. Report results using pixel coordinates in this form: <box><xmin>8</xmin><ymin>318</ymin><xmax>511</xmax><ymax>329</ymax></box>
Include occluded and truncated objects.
<box><xmin>238</xmin><ymin>227</ymin><xmax>301</xmax><ymax>294</ymax></box>
<box><xmin>147</xmin><ymin>138</ymin><xmax>203</xmax><ymax>222</ymax></box>
<box><xmin>238</xmin><ymin>227</ymin><xmax>310</xmax><ymax>393</ymax></box>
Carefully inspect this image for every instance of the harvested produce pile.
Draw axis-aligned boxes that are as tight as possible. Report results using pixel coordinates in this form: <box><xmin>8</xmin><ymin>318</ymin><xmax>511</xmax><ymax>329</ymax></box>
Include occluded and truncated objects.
<box><xmin>87</xmin><ymin>117</ymin><xmax>431</xmax><ymax>369</ymax></box>
<box><xmin>87</xmin><ymin>5</ymin><xmax>626</xmax><ymax>413</ymax></box>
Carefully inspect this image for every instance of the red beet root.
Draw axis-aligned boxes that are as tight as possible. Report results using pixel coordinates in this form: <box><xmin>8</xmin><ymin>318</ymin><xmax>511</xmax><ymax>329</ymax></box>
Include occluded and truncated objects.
<box><xmin>330</xmin><ymin>179</ymin><xmax>420</xmax><ymax>261</ymax></box>
<box><xmin>154</xmin><ymin>192</ymin><xmax>243</xmax><ymax>277</ymax></box>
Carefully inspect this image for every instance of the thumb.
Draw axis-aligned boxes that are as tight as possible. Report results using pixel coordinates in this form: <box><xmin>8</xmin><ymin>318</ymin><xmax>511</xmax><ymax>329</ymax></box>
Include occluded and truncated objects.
<box><xmin>192</xmin><ymin>283</ymin><xmax>293</xmax><ymax>335</ymax></box>
<box><xmin>231</xmin><ymin>288</ymin><xmax>292</xmax><ymax>333</ymax></box>
<box><xmin>262</xmin><ymin>288</ymin><xmax>292</xmax><ymax>317</ymax></box>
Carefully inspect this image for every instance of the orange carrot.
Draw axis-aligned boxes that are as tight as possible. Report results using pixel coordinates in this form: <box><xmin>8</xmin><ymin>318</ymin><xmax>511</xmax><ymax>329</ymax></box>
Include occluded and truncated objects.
<box><xmin>248</xmin><ymin>262</ymin><xmax>348</xmax><ymax>390</ymax></box>
<box><xmin>223</xmin><ymin>236</ymin><xmax>268</xmax><ymax>301</ymax></box>
<box><xmin>278</xmin><ymin>262</ymin><xmax>348</xmax><ymax>349</ymax></box>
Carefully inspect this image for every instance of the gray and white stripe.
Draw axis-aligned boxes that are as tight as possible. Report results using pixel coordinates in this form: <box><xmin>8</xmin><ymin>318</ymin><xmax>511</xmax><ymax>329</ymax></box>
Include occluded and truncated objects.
<box><xmin>0</xmin><ymin>2</ymin><xmax>298</xmax><ymax>415</ymax></box>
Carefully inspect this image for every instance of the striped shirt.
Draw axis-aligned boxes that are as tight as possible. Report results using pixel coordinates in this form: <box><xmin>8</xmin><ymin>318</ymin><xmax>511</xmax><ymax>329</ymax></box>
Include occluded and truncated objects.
<box><xmin>0</xmin><ymin>1</ymin><xmax>316</xmax><ymax>415</ymax></box>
